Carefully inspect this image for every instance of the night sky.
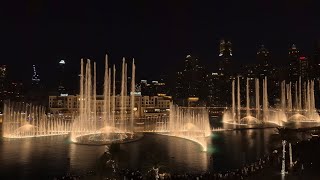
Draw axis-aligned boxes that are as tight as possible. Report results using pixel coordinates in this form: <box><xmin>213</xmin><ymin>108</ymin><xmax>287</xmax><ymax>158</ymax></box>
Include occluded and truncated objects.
<box><xmin>3</xmin><ymin>1</ymin><xmax>320</xmax><ymax>90</ymax></box>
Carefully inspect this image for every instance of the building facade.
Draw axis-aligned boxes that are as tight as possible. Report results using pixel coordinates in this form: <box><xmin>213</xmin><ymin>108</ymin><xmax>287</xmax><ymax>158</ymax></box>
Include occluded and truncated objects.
<box><xmin>174</xmin><ymin>55</ymin><xmax>206</xmax><ymax>106</ymax></box>
<box><xmin>48</xmin><ymin>94</ymin><xmax>172</xmax><ymax>118</ymax></box>
<box><xmin>257</xmin><ymin>45</ymin><xmax>271</xmax><ymax>78</ymax></box>
<box><xmin>218</xmin><ymin>39</ymin><xmax>233</xmax><ymax>77</ymax></box>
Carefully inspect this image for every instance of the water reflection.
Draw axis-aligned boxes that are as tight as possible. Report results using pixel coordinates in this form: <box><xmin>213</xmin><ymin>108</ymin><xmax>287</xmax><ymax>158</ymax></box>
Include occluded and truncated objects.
<box><xmin>0</xmin><ymin>127</ymin><xmax>311</xmax><ymax>179</ymax></box>
<box><xmin>167</xmin><ymin>135</ymin><xmax>209</xmax><ymax>173</ymax></box>
<box><xmin>69</xmin><ymin>143</ymin><xmax>104</xmax><ymax>173</ymax></box>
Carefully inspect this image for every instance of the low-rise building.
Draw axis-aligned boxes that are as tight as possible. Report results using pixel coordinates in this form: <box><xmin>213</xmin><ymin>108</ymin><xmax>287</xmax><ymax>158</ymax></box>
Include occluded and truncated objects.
<box><xmin>48</xmin><ymin>94</ymin><xmax>172</xmax><ymax>118</ymax></box>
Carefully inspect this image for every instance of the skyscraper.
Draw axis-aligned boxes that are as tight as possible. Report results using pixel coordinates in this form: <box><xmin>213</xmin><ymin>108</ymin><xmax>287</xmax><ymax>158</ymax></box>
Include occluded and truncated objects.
<box><xmin>0</xmin><ymin>65</ymin><xmax>7</xmax><ymax>108</ymax></box>
<box><xmin>28</xmin><ymin>65</ymin><xmax>44</xmax><ymax>105</ymax></box>
<box><xmin>257</xmin><ymin>45</ymin><xmax>271</xmax><ymax>78</ymax></box>
<box><xmin>217</xmin><ymin>40</ymin><xmax>233</xmax><ymax>106</ymax></box>
<box><xmin>31</xmin><ymin>64</ymin><xmax>40</xmax><ymax>85</ymax></box>
<box><xmin>174</xmin><ymin>55</ymin><xmax>206</xmax><ymax>106</ymax></box>
<box><xmin>299</xmin><ymin>56</ymin><xmax>309</xmax><ymax>79</ymax></box>
<box><xmin>288</xmin><ymin>44</ymin><xmax>300</xmax><ymax>81</ymax></box>
<box><xmin>218</xmin><ymin>39</ymin><xmax>233</xmax><ymax>77</ymax></box>
<box><xmin>175</xmin><ymin>71</ymin><xmax>184</xmax><ymax>100</ymax></box>
<box><xmin>207</xmin><ymin>72</ymin><xmax>223</xmax><ymax>107</ymax></box>
<box><xmin>58</xmin><ymin>60</ymin><xmax>67</xmax><ymax>95</ymax></box>
<box><xmin>312</xmin><ymin>40</ymin><xmax>320</xmax><ymax>109</ymax></box>
<box><xmin>311</xmin><ymin>40</ymin><xmax>320</xmax><ymax>79</ymax></box>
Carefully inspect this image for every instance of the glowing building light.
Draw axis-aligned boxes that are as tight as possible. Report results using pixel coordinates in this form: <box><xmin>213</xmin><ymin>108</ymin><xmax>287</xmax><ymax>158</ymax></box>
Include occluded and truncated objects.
<box><xmin>59</xmin><ymin>60</ymin><xmax>66</xmax><ymax>64</ymax></box>
<box><xmin>299</xmin><ymin>56</ymin><xmax>306</xmax><ymax>60</ymax></box>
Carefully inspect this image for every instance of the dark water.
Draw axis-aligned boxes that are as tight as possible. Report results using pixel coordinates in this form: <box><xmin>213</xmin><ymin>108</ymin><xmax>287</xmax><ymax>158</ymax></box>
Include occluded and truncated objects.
<box><xmin>0</xmin><ymin>123</ymin><xmax>314</xmax><ymax>179</ymax></box>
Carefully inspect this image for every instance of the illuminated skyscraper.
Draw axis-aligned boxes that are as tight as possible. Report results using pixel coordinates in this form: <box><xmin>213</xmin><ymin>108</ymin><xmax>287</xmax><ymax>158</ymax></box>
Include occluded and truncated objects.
<box><xmin>257</xmin><ymin>45</ymin><xmax>271</xmax><ymax>78</ymax></box>
<box><xmin>58</xmin><ymin>60</ymin><xmax>67</xmax><ymax>95</ymax></box>
<box><xmin>28</xmin><ymin>64</ymin><xmax>44</xmax><ymax>105</ymax></box>
<box><xmin>288</xmin><ymin>44</ymin><xmax>300</xmax><ymax>81</ymax></box>
<box><xmin>218</xmin><ymin>39</ymin><xmax>233</xmax><ymax>77</ymax></box>
<box><xmin>299</xmin><ymin>56</ymin><xmax>309</xmax><ymax>79</ymax></box>
<box><xmin>207</xmin><ymin>72</ymin><xmax>223</xmax><ymax>106</ymax></box>
<box><xmin>175</xmin><ymin>55</ymin><xmax>206</xmax><ymax>106</ymax></box>
<box><xmin>0</xmin><ymin>65</ymin><xmax>6</xmax><ymax>79</ymax></box>
<box><xmin>0</xmin><ymin>65</ymin><xmax>7</xmax><ymax>106</ymax></box>
<box><xmin>217</xmin><ymin>40</ymin><xmax>233</xmax><ymax>106</ymax></box>
<box><xmin>310</xmin><ymin>40</ymin><xmax>320</xmax><ymax>79</ymax></box>
<box><xmin>31</xmin><ymin>65</ymin><xmax>40</xmax><ymax>85</ymax></box>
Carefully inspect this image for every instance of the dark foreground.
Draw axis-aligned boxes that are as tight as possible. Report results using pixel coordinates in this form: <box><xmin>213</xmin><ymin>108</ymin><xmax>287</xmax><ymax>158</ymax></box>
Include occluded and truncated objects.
<box><xmin>54</xmin><ymin>135</ymin><xmax>320</xmax><ymax>180</ymax></box>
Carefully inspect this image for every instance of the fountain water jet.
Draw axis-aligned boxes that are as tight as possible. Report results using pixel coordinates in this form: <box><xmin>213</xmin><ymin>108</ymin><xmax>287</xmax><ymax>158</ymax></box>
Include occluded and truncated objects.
<box><xmin>168</xmin><ymin>104</ymin><xmax>211</xmax><ymax>151</ymax></box>
<box><xmin>3</xmin><ymin>102</ymin><xmax>71</xmax><ymax>138</ymax></box>
<box><xmin>224</xmin><ymin>76</ymin><xmax>319</xmax><ymax>126</ymax></box>
<box><xmin>71</xmin><ymin>56</ymin><xmax>137</xmax><ymax>144</ymax></box>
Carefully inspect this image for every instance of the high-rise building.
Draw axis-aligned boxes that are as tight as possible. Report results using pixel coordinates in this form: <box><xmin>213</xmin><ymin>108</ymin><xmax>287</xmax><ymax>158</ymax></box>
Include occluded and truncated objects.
<box><xmin>257</xmin><ymin>45</ymin><xmax>271</xmax><ymax>78</ymax></box>
<box><xmin>216</xmin><ymin>40</ymin><xmax>233</xmax><ymax>106</ymax></box>
<box><xmin>140</xmin><ymin>80</ymin><xmax>168</xmax><ymax>96</ymax></box>
<box><xmin>311</xmin><ymin>40</ymin><xmax>320</xmax><ymax>79</ymax></box>
<box><xmin>0</xmin><ymin>65</ymin><xmax>8</xmax><ymax>109</ymax></box>
<box><xmin>28</xmin><ymin>65</ymin><xmax>45</xmax><ymax>105</ymax></box>
<box><xmin>312</xmin><ymin>40</ymin><xmax>320</xmax><ymax>109</ymax></box>
<box><xmin>288</xmin><ymin>44</ymin><xmax>309</xmax><ymax>81</ymax></box>
<box><xmin>174</xmin><ymin>55</ymin><xmax>206</xmax><ymax>106</ymax></box>
<box><xmin>316</xmin><ymin>41</ymin><xmax>320</xmax><ymax>78</ymax></box>
<box><xmin>175</xmin><ymin>71</ymin><xmax>184</xmax><ymax>100</ymax></box>
<box><xmin>299</xmin><ymin>56</ymin><xmax>309</xmax><ymax>79</ymax></box>
<box><xmin>8</xmin><ymin>82</ymin><xmax>24</xmax><ymax>101</ymax></box>
<box><xmin>58</xmin><ymin>60</ymin><xmax>67</xmax><ymax>95</ymax></box>
<box><xmin>288</xmin><ymin>44</ymin><xmax>300</xmax><ymax>81</ymax></box>
<box><xmin>0</xmin><ymin>65</ymin><xmax>6</xmax><ymax>79</ymax></box>
<box><xmin>31</xmin><ymin>64</ymin><xmax>40</xmax><ymax>85</ymax></box>
<box><xmin>218</xmin><ymin>39</ymin><xmax>233</xmax><ymax>77</ymax></box>
<box><xmin>207</xmin><ymin>72</ymin><xmax>224</xmax><ymax>107</ymax></box>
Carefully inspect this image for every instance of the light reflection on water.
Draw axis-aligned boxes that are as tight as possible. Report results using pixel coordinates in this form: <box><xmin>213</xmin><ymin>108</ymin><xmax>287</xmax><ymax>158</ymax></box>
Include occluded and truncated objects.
<box><xmin>0</xmin><ymin>125</ymin><xmax>311</xmax><ymax>179</ymax></box>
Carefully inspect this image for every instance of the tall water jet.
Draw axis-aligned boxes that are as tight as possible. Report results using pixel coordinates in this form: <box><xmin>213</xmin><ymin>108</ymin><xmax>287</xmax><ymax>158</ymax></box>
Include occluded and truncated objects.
<box><xmin>298</xmin><ymin>77</ymin><xmax>302</xmax><ymax>111</ymax></box>
<box><xmin>237</xmin><ymin>76</ymin><xmax>241</xmax><ymax>123</ymax></box>
<box><xmin>112</xmin><ymin>65</ymin><xmax>116</xmax><ymax>128</ymax></box>
<box><xmin>3</xmin><ymin>102</ymin><xmax>71</xmax><ymax>138</ymax></box>
<box><xmin>262</xmin><ymin>77</ymin><xmax>268</xmax><ymax>122</ymax></box>
<box><xmin>168</xmin><ymin>104</ymin><xmax>211</xmax><ymax>151</ymax></box>
<box><xmin>255</xmin><ymin>78</ymin><xmax>260</xmax><ymax>119</ymax></box>
<box><xmin>130</xmin><ymin>59</ymin><xmax>136</xmax><ymax>133</ymax></box>
<box><xmin>103</xmin><ymin>55</ymin><xmax>109</xmax><ymax>129</ymax></box>
<box><xmin>232</xmin><ymin>79</ymin><xmax>235</xmax><ymax>122</ymax></box>
<box><xmin>294</xmin><ymin>82</ymin><xmax>298</xmax><ymax>110</ymax></box>
<box><xmin>289</xmin><ymin>82</ymin><xmax>292</xmax><ymax>111</ymax></box>
<box><xmin>71</xmin><ymin>56</ymin><xmax>137</xmax><ymax>144</ymax></box>
<box><xmin>303</xmin><ymin>82</ymin><xmax>307</xmax><ymax>110</ymax></box>
<box><xmin>286</xmin><ymin>82</ymin><xmax>292</xmax><ymax>111</ymax></box>
<box><xmin>246</xmin><ymin>78</ymin><xmax>250</xmax><ymax>116</ymax></box>
<box><xmin>281</xmin><ymin>81</ymin><xmax>286</xmax><ymax>111</ymax></box>
<box><xmin>120</xmin><ymin>58</ymin><xmax>126</xmax><ymax>132</ymax></box>
<box><xmin>94</xmin><ymin>62</ymin><xmax>97</xmax><ymax>131</ymax></box>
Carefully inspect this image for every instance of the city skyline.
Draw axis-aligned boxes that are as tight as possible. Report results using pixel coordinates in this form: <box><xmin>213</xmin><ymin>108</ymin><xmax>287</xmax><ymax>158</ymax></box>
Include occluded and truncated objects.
<box><xmin>2</xmin><ymin>2</ymin><xmax>320</xmax><ymax>179</ymax></box>
<box><xmin>3</xmin><ymin>1</ymin><xmax>320</xmax><ymax>83</ymax></box>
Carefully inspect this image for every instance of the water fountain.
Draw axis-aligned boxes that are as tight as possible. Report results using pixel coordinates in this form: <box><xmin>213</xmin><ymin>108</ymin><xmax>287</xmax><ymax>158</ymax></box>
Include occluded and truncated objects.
<box><xmin>223</xmin><ymin>77</ymin><xmax>320</xmax><ymax>126</ymax></box>
<box><xmin>70</xmin><ymin>56</ymin><xmax>137</xmax><ymax>144</ymax></box>
<box><xmin>281</xmin><ymin>80</ymin><xmax>320</xmax><ymax>122</ymax></box>
<box><xmin>225</xmin><ymin>77</ymin><xmax>264</xmax><ymax>125</ymax></box>
<box><xmin>167</xmin><ymin>104</ymin><xmax>211</xmax><ymax>151</ymax></box>
<box><xmin>223</xmin><ymin>76</ymin><xmax>320</xmax><ymax>126</ymax></box>
<box><xmin>2</xmin><ymin>102</ymin><xmax>71</xmax><ymax>138</ymax></box>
